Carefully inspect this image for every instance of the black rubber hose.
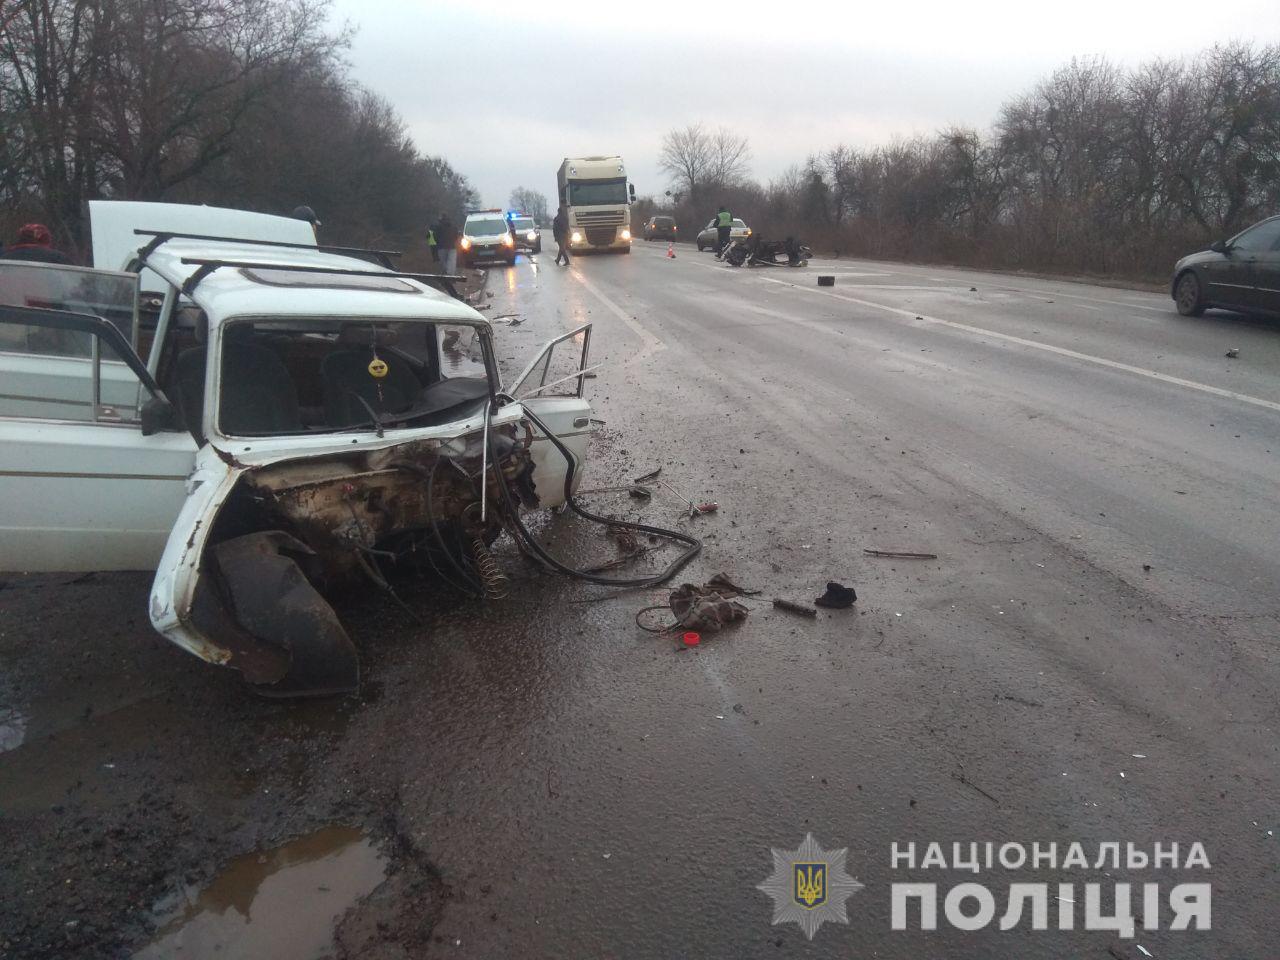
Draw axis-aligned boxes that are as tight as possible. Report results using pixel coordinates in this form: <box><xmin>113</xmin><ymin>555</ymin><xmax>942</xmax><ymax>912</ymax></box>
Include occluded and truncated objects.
<box><xmin>488</xmin><ymin>406</ymin><xmax>701</xmax><ymax>588</ymax></box>
<box><xmin>388</xmin><ymin>459</ymin><xmax>485</xmax><ymax>598</ymax></box>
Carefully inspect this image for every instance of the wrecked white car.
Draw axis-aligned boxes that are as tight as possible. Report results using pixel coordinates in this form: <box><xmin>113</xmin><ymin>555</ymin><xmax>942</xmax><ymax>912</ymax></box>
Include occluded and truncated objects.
<box><xmin>0</xmin><ymin>202</ymin><xmax>597</xmax><ymax>696</ymax></box>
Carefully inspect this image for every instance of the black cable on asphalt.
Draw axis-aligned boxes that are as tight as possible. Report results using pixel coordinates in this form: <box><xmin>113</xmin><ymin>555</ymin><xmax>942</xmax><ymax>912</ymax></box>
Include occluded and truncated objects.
<box><xmin>487</xmin><ymin>403</ymin><xmax>702</xmax><ymax>589</ymax></box>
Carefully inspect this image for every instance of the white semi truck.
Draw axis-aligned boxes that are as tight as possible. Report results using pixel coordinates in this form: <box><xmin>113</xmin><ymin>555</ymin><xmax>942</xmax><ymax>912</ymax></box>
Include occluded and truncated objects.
<box><xmin>556</xmin><ymin>156</ymin><xmax>636</xmax><ymax>254</ymax></box>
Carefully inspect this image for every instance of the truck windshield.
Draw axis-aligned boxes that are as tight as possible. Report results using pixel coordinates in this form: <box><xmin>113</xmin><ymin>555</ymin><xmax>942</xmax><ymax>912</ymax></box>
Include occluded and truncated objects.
<box><xmin>568</xmin><ymin>177</ymin><xmax>628</xmax><ymax>206</ymax></box>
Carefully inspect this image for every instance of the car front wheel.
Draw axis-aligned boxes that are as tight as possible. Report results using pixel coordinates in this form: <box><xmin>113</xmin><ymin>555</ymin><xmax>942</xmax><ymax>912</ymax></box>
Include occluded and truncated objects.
<box><xmin>1175</xmin><ymin>271</ymin><xmax>1205</xmax><ymax>316</ymax></box>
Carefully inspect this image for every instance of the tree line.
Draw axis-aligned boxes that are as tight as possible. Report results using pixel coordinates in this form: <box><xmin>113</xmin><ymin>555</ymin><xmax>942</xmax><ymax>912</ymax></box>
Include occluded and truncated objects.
<box><xmin>0</xmin><ymin>0</ymin><xmax>476</xmax><ymax>264</ymax></box>
<box><xmin>648</xmin><ymin>43</ymin><xmax>1280</xmax><ymax>280</ymax></box>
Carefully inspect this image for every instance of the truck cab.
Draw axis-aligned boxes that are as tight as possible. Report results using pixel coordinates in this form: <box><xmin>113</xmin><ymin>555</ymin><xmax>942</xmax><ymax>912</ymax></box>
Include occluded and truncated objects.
<box><xmin>557</xmin><ymin>156</ymin><xmax>636</xmax><ymax>254</ymax></box>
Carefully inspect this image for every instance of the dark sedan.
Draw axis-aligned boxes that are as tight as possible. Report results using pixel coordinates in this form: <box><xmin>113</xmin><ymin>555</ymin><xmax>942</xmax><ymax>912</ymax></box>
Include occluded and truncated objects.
<box><xmin>1172</xmin><ymin>215</ymin><xmax>1280</xmax><ymax>316</ymax></box>
<box><xmin>643</xmin><ymin>216</ymin><xmax>678</xmax><ymax>241</ymax></box>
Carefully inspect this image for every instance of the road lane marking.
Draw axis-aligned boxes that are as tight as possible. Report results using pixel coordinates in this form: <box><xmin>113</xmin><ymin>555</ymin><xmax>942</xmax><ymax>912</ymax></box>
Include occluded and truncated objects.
<box><xmin>1000</xmin><ymin>287</ymin><xmax>1168</xmax><ymax>313</ymax></box>
<box><xmin>567</xmin><ymin>267</ymin><xmax>666</xmax><ymax>365</ymax></box>
<box><xmin>757</xmin><ymin>276</ymin><xmax>1280</xmax><ymax>415</ymax></box>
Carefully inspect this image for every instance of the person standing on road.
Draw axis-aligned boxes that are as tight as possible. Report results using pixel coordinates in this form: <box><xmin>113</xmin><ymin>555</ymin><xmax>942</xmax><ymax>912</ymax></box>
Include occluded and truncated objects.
<box><xmin>553</xmin><ymin>204</ymin><xmax>571</xmax><ymax>267</ymax></box>
<box><xmin>432</xmin><ymin>213</ymin><xmax>459</xmax><ymax>274</ymax></box>
<box><xmin>0</xmin><ymin>223</ymin><xmax>71</xmax><ymax>264</ymax></box>
<box><xmin>714</xmin><ymin>205</ymin><xmax>733</xmax><ymax>259</ymax></box>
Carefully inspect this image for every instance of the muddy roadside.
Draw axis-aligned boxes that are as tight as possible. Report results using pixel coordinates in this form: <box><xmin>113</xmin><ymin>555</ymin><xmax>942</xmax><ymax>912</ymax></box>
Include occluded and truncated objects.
<box><xmin>0</xmin><ymin>260</ymin><xmax>619</xmax><ymax>960</ymax></box>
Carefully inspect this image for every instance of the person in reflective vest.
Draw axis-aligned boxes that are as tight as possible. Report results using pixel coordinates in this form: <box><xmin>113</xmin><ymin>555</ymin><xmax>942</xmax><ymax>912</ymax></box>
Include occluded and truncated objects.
<box><xmin>714</xmin><ymin>206</ymin><xmax>733</xmax><ymax>259</ymax></box>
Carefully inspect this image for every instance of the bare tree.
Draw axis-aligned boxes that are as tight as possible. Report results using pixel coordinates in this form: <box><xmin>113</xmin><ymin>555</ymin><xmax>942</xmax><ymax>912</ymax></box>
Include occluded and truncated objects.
<box><xmin>93</xmin><ymin>0</ymin><xmax>347</xmax><ymax>199</ymax></box>
<box><xmin>707</xmin><ymin>127</ymin><xmax>751</xmax><ymax>187</ymax></box>
<box><xmin>658</xmin><ymin>123</ymin><xmax>712</xmax><ymax>198</ymax></box>
<box><xmin>509</xmin><ymin>186</ymin><xmax>549</xmax><ymax>223</ymax></box>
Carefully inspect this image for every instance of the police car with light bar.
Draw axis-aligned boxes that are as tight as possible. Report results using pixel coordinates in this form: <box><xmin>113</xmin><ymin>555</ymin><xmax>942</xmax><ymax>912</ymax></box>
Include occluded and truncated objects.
<box><xmin>459</xmin><ymin>209</ymin><xmax>517</xmax><ymax>267</ymax></box>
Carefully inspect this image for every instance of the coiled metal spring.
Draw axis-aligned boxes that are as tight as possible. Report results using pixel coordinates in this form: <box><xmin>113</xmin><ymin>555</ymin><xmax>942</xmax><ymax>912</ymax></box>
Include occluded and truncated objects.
<box><xmin>470</xmin><ymin>536</ymin><xmax>509</xmax><ymax>600</ymax></box>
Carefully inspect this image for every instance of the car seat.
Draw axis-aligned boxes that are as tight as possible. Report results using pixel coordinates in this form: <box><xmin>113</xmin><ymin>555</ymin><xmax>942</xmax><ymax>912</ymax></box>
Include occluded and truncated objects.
<box><xmin>172</xmin><ymin>318</ymin><xmax>301</xmax><ymax>443</ymax></box>
<box><xmin>321</xmin><ymin>325</ymin><xmax>421</xmax><ymax>428</ymax></box>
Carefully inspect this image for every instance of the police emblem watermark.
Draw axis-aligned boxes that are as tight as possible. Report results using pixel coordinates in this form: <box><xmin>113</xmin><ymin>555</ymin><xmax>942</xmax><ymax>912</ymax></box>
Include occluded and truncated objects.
<box><xmin>757</xmin><ymin>833</ymin><xmax>864</xmax><ymax>939</ymax></box>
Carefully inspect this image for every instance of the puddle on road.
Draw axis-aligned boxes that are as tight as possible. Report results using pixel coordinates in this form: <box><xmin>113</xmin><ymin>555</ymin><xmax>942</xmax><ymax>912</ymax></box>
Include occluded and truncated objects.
<box><xmin>0</xmin><ymin>705</ymin><xmax>27</xmax><ymax>753</ymax></box>
<box><xmin>134</xmin><ymin>826</ymin><xmax>386</xmax><ymax>960</ymax></box>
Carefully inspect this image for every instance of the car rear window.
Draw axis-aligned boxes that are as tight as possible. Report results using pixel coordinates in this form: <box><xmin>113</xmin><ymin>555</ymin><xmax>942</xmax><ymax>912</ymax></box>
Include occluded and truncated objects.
<box><xmin>653</xmin><ymin>217</ymin><xmax>674</xmax><ymax>227</ymax></box>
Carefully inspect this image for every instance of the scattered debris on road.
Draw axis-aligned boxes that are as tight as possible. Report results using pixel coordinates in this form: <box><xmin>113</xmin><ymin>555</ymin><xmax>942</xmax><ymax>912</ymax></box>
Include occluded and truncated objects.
<box><xmin>1225</xmin><ymin>347</ymin><xmax>1239</xmax><ymax>358</ymax></box>
<box><xmin>773</xmin><ymin>598</ymin><xmax>818</xmax><ymax>618</ymax></box>
<box><xmin>814</xmin><ymin>582</ymin><xmax>857</xmax><ymax>609</ymax></box>
<box><xmin>818</xmin><ymin>275</ymin><xmax>835</xmax><ymax>287</ymax></box>
<box><xmin>707</xmin><ymin>572</ymin><xmax>759</xmax><ymax>596</ymax></box>
<box><xmin>636</xmin><ymin>580</ymin><xmax>751</xmax><ymax>634</ymax></box>
<box><xmin>863</xmin><ymin>548</ymin><xmax>938</xmax><ymax>560</ymax></box>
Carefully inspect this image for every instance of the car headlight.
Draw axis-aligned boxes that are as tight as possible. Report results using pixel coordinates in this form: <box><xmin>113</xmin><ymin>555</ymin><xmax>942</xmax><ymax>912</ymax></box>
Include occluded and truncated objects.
<box><xmin>526</xmin><ymin>230</ymin><xmax>537</xmax><ymax>241</ymax></box>
<box><xmin>745</xmin><ymin>228</ymin><xmax>752</xmax><ymax>236</ymax></box>
<box><xmin>571</xmin><ymin>231</ymin><xmax>582</xmax><ymax>243</ymax></box>
<box><xmin>620</xmin><ymin>228</ymin><xmax>631</xmax><ymax>241</ymax></box>
<box><xmin>502</xmin><ymin>234</ymin><xmax>514</xmax><ymax>247</ymax></box>
<box><xmin>459</xmin><ymin>237</ymin><xmax>472</xmax><ymax>250</ymax></box>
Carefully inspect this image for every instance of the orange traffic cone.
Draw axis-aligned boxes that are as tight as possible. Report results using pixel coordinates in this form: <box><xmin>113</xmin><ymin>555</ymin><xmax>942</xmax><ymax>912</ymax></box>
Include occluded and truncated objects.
<box><xmin>667</xmin><ymin>242</ymin><xmax>676</xmax><ymax>259</ymax></box>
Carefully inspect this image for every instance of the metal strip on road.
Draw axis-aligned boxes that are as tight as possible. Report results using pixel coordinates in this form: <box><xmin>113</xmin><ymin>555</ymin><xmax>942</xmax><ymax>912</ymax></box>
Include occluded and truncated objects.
<box><xmin>757</xmin><ymin>275</ymin><xmax>1280</xmax><ymax>415</ymax></box>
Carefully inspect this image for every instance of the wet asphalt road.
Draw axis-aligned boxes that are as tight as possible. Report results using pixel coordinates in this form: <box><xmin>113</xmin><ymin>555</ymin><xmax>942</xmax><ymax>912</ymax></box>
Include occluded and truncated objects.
<box><xmin>400</xmin><ymin>244</ymin><xmax>1279</xmax><ymax>958</ymax></box>
<box><xmin>3</xmin><ymin>244</ymin><xmax>1278</xmax><ymax>958</ymax></box>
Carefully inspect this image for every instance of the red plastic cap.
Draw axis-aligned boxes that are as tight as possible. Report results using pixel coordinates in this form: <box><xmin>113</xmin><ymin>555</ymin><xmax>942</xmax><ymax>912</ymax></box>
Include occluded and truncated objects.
<box><xmin>682</xmin><ymin>632</ymin><xmax>700</xmax><ymax>646</ymax></box>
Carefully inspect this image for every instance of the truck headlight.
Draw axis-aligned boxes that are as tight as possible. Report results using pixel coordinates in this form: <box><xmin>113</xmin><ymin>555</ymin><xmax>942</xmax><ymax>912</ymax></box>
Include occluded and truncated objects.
<box><xmin>459</xmin><ymin>237</ymin><xmax>472</xmax><ymax>250</ymax></box>
<box><xmin>620</xmin><ymin>228</ymin><xmax>631</xmax><ymax>241</ymax></box>
<box><xmin>571</xmin><ymin>231</ymin><xmax>582</xmax><ymax>243</ymax></box>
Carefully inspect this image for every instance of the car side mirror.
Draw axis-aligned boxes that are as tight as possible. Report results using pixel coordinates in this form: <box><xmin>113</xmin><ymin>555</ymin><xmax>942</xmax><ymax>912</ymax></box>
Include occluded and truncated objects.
<box><xmin>1209</xmin><ymin>239</ymin><xmax>1229</xmax><ymax>254</ymax></box>
<box><xmin>141</xmin><ymin>396</ymin><xmax>176</xmax><ymax>436</ymax></box>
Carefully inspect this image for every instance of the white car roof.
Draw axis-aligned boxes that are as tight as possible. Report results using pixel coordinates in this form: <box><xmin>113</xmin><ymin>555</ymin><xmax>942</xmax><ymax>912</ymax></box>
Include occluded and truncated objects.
<box><xmin>90</xmin><ymin>200</ymin><xmax>318</xmax><ymax>293</ymax></box>
<box><xmin>142</xmin><ymin>237</ymin><xmax>489</xmax><ymax>329</ymax></box>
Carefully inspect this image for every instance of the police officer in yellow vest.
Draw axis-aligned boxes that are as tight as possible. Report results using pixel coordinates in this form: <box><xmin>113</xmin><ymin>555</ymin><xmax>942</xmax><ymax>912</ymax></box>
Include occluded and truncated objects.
<box><xmin>714</xmin><ymin>206</ymin><xmax>733</xmax><ymax>259</ymax></box>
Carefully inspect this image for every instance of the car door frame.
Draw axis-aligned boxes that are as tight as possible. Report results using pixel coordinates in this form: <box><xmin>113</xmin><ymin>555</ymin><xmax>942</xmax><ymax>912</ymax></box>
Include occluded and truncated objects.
<box><xmin>0</xmin><ymin>303</ymin><xmax>195</xmax><ymax>572</ymax></box>
<box><xmin>506</xmin><ymin>322</ymin><xmax>594</xmax><ymax>501</ymax></box>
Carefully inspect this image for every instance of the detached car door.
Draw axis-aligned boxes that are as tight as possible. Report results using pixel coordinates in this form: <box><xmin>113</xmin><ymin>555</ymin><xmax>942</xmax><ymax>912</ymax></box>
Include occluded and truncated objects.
<box><xmin>0</xmin><ymin>304</ymin><xmax>194</xmax><ymax>571</ymax></box>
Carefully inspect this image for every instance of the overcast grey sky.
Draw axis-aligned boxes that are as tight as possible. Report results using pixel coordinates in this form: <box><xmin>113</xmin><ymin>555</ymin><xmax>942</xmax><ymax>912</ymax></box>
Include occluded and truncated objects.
<box><xmin>329</xmin><ymin>0</ymin><xmax>1280</xmax><ymax>208</ymax></box>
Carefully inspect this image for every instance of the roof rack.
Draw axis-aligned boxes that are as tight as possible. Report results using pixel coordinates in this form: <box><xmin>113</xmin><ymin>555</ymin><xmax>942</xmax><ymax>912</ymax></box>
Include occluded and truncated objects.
<box><xmin>176</xmin><ymin>257</ymin><xmax>466</xmax><ymax>300</ymax></box>
<box><xmin>132</xmin><ymin>229</ymin><xmax>402</xmax><ymax>269</ymax></box>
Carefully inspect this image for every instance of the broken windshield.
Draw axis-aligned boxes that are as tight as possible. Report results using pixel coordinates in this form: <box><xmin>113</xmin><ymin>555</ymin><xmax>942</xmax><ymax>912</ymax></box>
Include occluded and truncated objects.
<box><xmin>207</xmin><ymin>317</ymin><xmax>491</xmax><ymax>439</ymax></box>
